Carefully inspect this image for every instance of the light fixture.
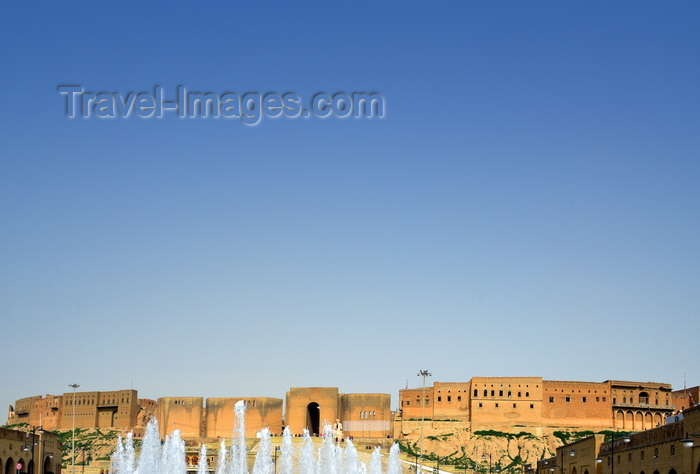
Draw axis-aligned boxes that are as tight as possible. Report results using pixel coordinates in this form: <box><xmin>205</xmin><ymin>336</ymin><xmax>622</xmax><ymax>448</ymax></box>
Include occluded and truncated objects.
<box><xmin>595</xmin><ymin>457</ymin><xmax>602</xmax><ymax>464</ymax></box>
<box><xmin>682</xmin><ymin>432</ymin><xmax>700</xmax><ymax>448</ymax></box>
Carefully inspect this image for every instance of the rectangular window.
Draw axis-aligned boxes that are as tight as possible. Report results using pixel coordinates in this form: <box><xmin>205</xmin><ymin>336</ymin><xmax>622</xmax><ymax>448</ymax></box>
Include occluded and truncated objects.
<box><xmin>530</xmin><ymin>404</ymin><xmax>534</xmax><ymax>409</ymax></box>
<box><xmin>566</xmin><ymin>396</ymin><xmax>571</xmax><ymax>402</ymax></box>
<box><xmin>438</xmin><ymin>396</ymin><xmax>442</xmax><ymax>402</ymax></box>
<box><xmin>671</xmin><ymin>445</ymin><xmax>675</xmax><ymax>456</ymax></box>
<box><xmin>447</xmin><ymin>396</ymin><xmax>451</xmax><ymax>402</ymax></box>
<box><xmin>596</xmin><ymin>397</ymin><xmax>600</xmax><ymax>402</ymax></box>
<box><xmin>513</xmin><ymin>403</ymin><xmax>517</xmax><ymax>408</ymax></box>
<box><xmin>549</xmin><ymin>397</ymin><xmax>554</xmax><ymax>403</ymax></box>
<box><xmin>583</xmin><ymin>397</ymin><xmax>587</xmax><ymax>402</ymax></box>
<box><xmin>495</xmin><ymin>403</ymin><xmax>499</xmax><ymax>408</ymax></box>
<box><xmin>479</xmin><ymin>403</ymin><xmax>483</xmax><ymax>408</ymax></box>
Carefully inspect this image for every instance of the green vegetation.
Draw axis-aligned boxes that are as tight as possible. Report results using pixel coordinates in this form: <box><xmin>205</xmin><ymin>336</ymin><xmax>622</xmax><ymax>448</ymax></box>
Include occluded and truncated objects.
<box><xmin>474</xmin><ymin>430</ymin><xmax>536</xmax><ymax>440</ymax></box>
<box><xmin>427</xmin><ymin>433</ymin><xmax>454</xmax><ymax>441</ymax></box>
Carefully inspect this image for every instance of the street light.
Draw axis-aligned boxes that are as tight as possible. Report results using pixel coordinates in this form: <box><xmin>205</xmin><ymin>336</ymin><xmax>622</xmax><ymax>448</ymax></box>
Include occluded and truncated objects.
<box><xmin>558</xmin><ymin>449</ymin><xmax>575</xmax><ymax>474</ymax></box>
<box><xmin>482</xmin><ymin>452</ymin><xmax>492</xmax><ymax>474</ymax></box>
<box><xmin>37</xmin><ymin>427</ymin><xmax>45</xmax><ymax>474</ymax></box>
<box><xmin>595</xmin><ymin>433</ymin><xmax>630</xmax><ymax>474</ymax></box>
<box><xmin>681</xmin><ymin>433</ymin><xmax>700</xmax><ymax>448</ymax></box>
<box><xmin>417</xmin><ymin>370</ymin><xmax>431</xmax><ymax>474</ymax></box>
<box><xmin>69</xmin><ymin>383</ymin><xmax>80</xmax><ymax>474</ymax></box>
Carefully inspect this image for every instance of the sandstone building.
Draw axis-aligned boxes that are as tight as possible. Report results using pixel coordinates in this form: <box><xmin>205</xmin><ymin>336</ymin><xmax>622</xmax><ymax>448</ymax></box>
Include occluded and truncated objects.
<box><xmin>7</xmin><ymin>379</ymin><xmax>697</xmax><ymax>444</ymax></box>
<box><xmin>534</xmin><ymin>403</ymin><xmax>700</xmax><ymax>474</ymax></box>
<box><xmin>0</xmin><ymin>426</ymin><xmax>62</xmax><ymax>474</ymax></box>
<box><xmin>399</xmin><ymin>377</ymin><xmax>681</xmax><ymax>433</ymax></box>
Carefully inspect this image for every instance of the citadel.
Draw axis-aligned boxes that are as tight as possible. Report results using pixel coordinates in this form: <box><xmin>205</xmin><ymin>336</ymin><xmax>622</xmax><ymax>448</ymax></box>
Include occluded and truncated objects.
<box><xmin>3</xmin><ymin>376</ymin><xmax>700</xmax><ymax>474</ymax></box>
<box><xmin>7</xmin><ymin>377</ymin><xmax>698</xmax><ymax>440</ymax></box>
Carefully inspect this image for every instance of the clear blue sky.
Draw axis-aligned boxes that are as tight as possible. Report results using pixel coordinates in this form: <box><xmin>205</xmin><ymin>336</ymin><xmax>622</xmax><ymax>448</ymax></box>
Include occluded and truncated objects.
<box><xmin>1</xmin><ymin>1</ymin><xmax>698</xmax><ymax>412</ymax></box>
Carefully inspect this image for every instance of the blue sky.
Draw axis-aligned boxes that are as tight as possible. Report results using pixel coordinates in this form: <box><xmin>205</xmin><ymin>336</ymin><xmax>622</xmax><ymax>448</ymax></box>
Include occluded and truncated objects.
<box><xmin>1</xmin><ymin>1</ymin><xmax>699</xmax><ymax>411</ymax></box>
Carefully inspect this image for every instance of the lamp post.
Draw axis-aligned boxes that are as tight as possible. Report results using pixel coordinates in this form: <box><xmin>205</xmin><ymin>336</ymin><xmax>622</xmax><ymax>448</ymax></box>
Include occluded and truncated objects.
<box><xmin>37</xmin><ymin>427</ymin><xmax>44</xmax><ymax>474</ymax></box>
<box><xmin>482</xmin><ymin>453</ymin><xmax>492</xmax><ymax>474</ymax></box>
<box><xmin>69</xmin><ymin>383</ymin><xmax>80</xmax><ymax>474</ymax></box>
<box><xmin>559</xmin><ymin>449</ymin><xmax>575</xmax><ymax>474</ymax></box>
<box><xmin>418</xmin><ymin>370</ymin><xmax>431</xmax><ymax>474</ymax></box>
<box><xmin>23</xmin><ymin>426</ymin><xmax>40</xmax><ymax>474</ymax></box>
<box><xmin>595</xmin><ymin>433</ymin><xmax>630</xmax><ymax>474</ymax></box>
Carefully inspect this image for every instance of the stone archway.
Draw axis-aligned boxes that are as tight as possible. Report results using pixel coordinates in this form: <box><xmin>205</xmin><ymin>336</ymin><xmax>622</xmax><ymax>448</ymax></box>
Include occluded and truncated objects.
<box><xmin>306</xmin><ymin>402</ymin><xmax>320</xmax><ymax>436</ymax></box>
<box><xmin>43</xmin><ymin>456</ymin><xmax>52</xmax><ymax>474</ymax></box>
<box><xmin>6</xmin><ymin>457</ymin><xmax>15</xmax><ymax>474</ymax></box>
<box><xmin>615</xmin><ymin>410</ymin><xmax>624</xmax><ymax>429</ymax></box>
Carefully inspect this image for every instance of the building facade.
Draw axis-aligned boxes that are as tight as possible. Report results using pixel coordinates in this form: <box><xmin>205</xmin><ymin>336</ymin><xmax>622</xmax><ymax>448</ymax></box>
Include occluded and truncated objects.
<box><xmin>0</xmin><ymin>426</ymin><xmax>61</xmax><ymax>474</ymax></box>
<box><xmin>534</xmin><ymin>404</ymin><xmax>700</xmax><ymax>474</ymax></box>
<box><xmin>399</xmin><ymin>377</ymin><xmax>682</xmax><ymax>434</ymax></box>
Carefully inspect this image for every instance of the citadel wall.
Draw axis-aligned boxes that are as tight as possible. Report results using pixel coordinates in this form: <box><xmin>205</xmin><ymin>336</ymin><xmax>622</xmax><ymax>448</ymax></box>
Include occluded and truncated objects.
<box><xmin>470</xmin><ymin>377</ymin><xmax>543</xmax><ymax>430</ymax></box>
<box><xmin>340</xmin><ymin>393</ymin><xmax>391</xmax><ymax>438</ymax></box>
<box><xmin>541</xmin><ymin>380</ymin><xmax>611</xmax><ymax>428</ymax></box>
<box><xmin>285</xmin><ymin>387</ymin><xmax>340</xmax><ymax>436</ymax></box>
<box><xmin>204</xmin><ymin>397</ymin><xmax>283</xmax><ymax>438</ymax></box>
<box><xmin>156</xmin><ymin>397</ymin><xmax>204</xmax><ymax>439</ymax></box>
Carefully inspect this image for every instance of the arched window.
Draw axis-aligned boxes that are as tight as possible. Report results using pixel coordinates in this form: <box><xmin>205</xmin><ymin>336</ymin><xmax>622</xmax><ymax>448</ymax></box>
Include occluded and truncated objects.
<box><xmin>474</xmin><ymin>389</ymin><xmax>478</xmax><ymax>397</ymax></box>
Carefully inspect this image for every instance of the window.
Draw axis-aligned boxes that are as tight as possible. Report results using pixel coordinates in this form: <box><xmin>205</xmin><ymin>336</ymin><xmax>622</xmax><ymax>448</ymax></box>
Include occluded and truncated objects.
<box><xmin>474</xmin><ymin>389</ymin><xmax>478</xmax><ymax>397</ymax></box>
<box><xmin>438</xmin><ymin>396</ymin><xmax>442</xmax><ymax>402</ymax></box>
<box><xmin>596</xmin><ymin>397</ymin><xmax>600</xmax><ymax>402</ymax></box>
<box><xmin>447</xmin><ymin>396</ymin><xmax>451</xmax><ymax>402</ymax></box>
<box><xmin>670</xmin><ymin>445</ymin><xmax>675</xmax><ymax>456</ymax></box>
<box><xmin>405</xmin><ymin>401</ymin><xmax>410</xmax><ymax>406</ymax></box>
<box><xmin>640</xmin><ymin>451</ymin><xmax>644</xmax><ymax>460</ymax></box>
<box><xmin>513</xmin><ymin>403</ymin><xmax>517</xmax><ymax>408</ymax></box>
<box><xmin>518</xmin><ymin>392</ymin><xmax>522</xmax><ymax>397</ymax></box>
<box><xmin>458</xmin><ymin>396</ymin><xmax>461</xmax><ymax>402</ymax></box>
<box><xmin>526</xmin><ymin>392</ymin><xmax>530</xmax><ymax>397</ymax></box>
<box><xmin>549</xmin><ymin>397</ymin><xmax>554</xmax><ymax>403</ymax></box>
<box><xmin>508</xmin><ymin>391</ymin><xmax>512</xmax><ymax>398</ymax></box>
<box><xmin>583</xmin><ymin>397</ymin><xmax>587</xmax><ymax>402</ymax></box>
<box><xmin>499</xmin><ymin>390</ymin><xmax>503</xmax><ymax>396</ymax></box>
<box><xmin>484</xmin><ymin>390</ymin><xmax>488</xmax><ymax>397</ymax></box>
<box><xmin>491</xmin><ymin>390</ymin><xmax>495</xmax><ymax>396</ymax></box>
<box><xmin>495</xmin><ymin>403</ymin><xmax>499</xmax><ymax>408</ymax></box>
<box><xmin>479</xmin><ymin>403</ymin><xmax>483</xmax><ymax>408</ymax></box>
<box><xmin>530</xmin><ymin>404</ymin><xmax>534</xmax><ymax>409</ymax></box>
<box><xmin>603</xmin><ymin>397</ymin><xmax>607</xmax><ymax>402</ymax></box>
<box><xmin>613</xmin><ymin>398</ymin><xmax>617</xmax><ymax>404</ymax></box>
<box><xmin>566</xmin><ymin>396</ymin><xmax>571</xmax><ymax>402</ymax></box>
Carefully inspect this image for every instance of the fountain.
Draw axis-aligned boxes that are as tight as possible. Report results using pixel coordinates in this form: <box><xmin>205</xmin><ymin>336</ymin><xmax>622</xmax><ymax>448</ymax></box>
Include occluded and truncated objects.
<box><xmin>111</xmin><ymin>401</ymin><xmax>403</xmax><ymax>473</ymax></box>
